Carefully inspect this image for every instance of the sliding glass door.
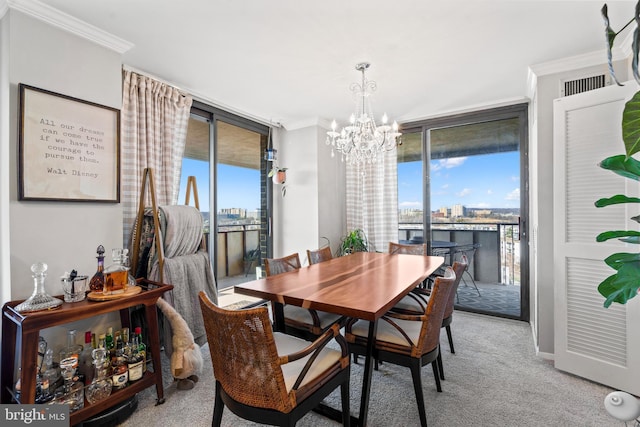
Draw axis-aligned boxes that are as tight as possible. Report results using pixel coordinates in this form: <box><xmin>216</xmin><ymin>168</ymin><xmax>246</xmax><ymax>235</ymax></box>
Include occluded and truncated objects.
<box><xmin>399</xmin><ymin>104</ymin><xmax>529</xmax><ymax>321</ymax></box>
<box><xmin>178</xmin><ymin>102</ymin><xmax>270</xmax><ymax>294</ymax></box>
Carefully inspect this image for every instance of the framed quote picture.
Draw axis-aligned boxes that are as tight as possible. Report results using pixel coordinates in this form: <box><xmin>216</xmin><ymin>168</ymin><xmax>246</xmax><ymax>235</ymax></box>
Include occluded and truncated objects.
<box><xmin>18</xmin><ymin>83</ymin><xmax>120</xmax><ymax>202</ymax></box>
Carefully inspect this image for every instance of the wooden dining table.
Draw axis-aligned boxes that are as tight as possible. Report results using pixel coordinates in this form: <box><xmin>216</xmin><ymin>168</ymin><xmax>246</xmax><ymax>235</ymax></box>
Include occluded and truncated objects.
<box><xmin>234</xmin><ymin>251</ymin><xmax>444</xmax><ymax>426</ymax></box>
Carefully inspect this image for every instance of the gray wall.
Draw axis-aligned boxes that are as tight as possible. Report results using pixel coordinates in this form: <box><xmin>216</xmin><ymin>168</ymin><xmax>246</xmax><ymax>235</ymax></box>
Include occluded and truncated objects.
<box><xmin>2</xmin><ymin>10</ymin><xmax>124</xmax><ymax>351</ymax></box>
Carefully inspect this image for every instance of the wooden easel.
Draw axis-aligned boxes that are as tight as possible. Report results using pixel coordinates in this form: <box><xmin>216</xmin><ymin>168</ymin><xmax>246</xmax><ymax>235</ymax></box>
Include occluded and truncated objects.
<box><xmin>184</xmin><ymin>176</ymin><xmax>207</xmax><ymax>252</ymax></box>
<box><xmin>130</xmin><ymin>169</ymin><xmax>207</xmax><ymax>282</ymax></box>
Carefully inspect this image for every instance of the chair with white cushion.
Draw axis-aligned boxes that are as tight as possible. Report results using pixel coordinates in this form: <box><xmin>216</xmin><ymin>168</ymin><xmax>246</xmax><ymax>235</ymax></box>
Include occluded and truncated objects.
<box><xmin>199</xmin><ymin>291</ymin><xmax>351</xmax><ymax>427</ymax></box>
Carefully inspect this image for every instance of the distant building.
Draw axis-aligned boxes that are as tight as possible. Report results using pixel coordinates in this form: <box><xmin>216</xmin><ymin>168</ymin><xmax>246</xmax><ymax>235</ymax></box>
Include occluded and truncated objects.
<box><xmin>220</xmin><ymin>207</ymin><xmax>246</xmax><ymax>218</ymax></box>
<box><xmin>439</xmin><ymin>207</ymin><xmax>449</xmax><ymax>217</ymax></box>
<box><xmin>451</xmin><ymin>204</ymin><xmax>466</xmax><ymax>217</ymax></box>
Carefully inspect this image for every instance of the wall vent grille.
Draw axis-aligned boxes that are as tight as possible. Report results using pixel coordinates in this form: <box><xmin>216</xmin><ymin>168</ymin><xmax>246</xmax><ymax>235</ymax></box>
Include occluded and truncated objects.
<box><xmin>562</xmin><ymin>74</ymin><xmax>608</xmax><ymax>97</ymax></box>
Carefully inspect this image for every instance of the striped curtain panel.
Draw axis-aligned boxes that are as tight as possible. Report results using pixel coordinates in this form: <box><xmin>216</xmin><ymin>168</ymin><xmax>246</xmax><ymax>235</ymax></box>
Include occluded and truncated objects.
<box><xmin>120</xmin><ymin>70</ymin><xmax>193</xmax><ymax>246</ymax></box>
<box><xmin>345</xmin><ymin>149</ymin><xmax>399</xmax><ymax>253</ymax></box>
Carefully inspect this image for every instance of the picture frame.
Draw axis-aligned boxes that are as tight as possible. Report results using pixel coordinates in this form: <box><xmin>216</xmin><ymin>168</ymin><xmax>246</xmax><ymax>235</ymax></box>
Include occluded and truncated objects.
<box><xmin>18</xmin><ymin>84</ymin><xmax>120</xmax><ymax>202</ymax></box>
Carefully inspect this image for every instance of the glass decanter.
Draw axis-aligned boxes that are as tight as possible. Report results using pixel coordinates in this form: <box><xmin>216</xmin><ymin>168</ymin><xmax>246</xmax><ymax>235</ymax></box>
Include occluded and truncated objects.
<box><xmin>103</xmin><ymin>248</ymin><xmax>129</xmax><ymax>295</ymax></box>
<box><xmin>15</xmin><ymin>262</ymin><xmax>63</xmax><ymax>313</ymax></box>
<box><xmin>86</xmin><ymin>348</ymin><xmax>112</xmax><ymax>404</ymax></box>
<box><xmin>89</xmin><ymin>245</ymin><xmax>106</xmax><ymax>292</ymax></box>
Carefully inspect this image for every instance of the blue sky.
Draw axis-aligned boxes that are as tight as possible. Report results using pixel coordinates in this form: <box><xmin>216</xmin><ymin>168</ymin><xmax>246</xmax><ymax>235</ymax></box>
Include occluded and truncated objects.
<box><xmin>399</xmin><ymin>151</ymin><xmax>520</xmax><ymax>210</ymax></box>
<box><xmin>180</xmin><ymin>150</ymin><xmax>520</xmax><ymax>212</ymax></box>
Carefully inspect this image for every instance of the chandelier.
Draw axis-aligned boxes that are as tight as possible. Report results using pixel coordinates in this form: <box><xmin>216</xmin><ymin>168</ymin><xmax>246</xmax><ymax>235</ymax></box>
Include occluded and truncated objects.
<box><xmin>326</xmin><ymin>62</ymin><xmax>401</xmax><ymax>165</ymax></box>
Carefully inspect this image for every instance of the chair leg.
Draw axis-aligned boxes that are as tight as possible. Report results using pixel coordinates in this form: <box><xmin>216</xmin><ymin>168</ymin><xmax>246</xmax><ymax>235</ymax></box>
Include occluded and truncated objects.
<box><xmin>445</xmin><ymin>325</ymin><xmax>455</xmax><ymax>354</ymax></box>
<box><xmin>436</xmin><ymin>347</ymin><xmax>445</xmax><ymax>381</ymax></box>
<box><xmin>212</xmin><ymin>384</ymin><xmax>224</xmax><ymax>427</ymax></box>
<box><xmin>410</xmin><ymin>362</ymin><xmax>428</xmax><ymax>427</ymax></box>
<box><xmin>464</xmin><ymin>271</ymin><xmax>481</xmax><ymax>297</ymax></box>
<box><xmin>430</xmin><ymin>355</ymin><xmax>442</xmax><ymax>392</ymax></box>
<box><xmin>341</xmin><ymin>378</ymin><xmax>351</xmax><ymax>427</ymax></box>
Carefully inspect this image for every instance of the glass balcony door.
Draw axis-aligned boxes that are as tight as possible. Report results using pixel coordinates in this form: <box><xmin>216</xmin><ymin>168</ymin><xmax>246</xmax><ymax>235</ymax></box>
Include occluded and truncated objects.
<box><xmin>179</xmin><ymin>103</ymin><xmax>270</xmax><ymax>296</ymax></box>
<box><xmin>400</xmin><ymin>104</ymin><xmax>529</xmax><ymax>321</ymax></box>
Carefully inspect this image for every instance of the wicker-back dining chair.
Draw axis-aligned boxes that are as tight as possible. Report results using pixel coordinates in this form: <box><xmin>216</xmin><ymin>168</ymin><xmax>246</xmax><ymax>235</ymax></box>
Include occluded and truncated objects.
<box><xmin>391</xmin><ymin>256</ymin><xmax>468</xmax><ymax>383</ymax></box>
<box><xmin>198</xmin><ymin>292</ymin><xmax>351</xmax><ymax>427</ymax></box>
<box><xmin>345</xmin><ymin>268</ymin><xmax>456</xmax><ymax>427</ymax></box>
<box><xmin>306</xmin><ymin>246</ymin><xmax>333</xmax><ymax>265</ymax></box>
<box><xmin>265</xmin><ymin>253</ymin><xmax>344</xmax><ymax>340</ymax></box>
<box><xmin>388</xmin><ymin>241</ymin><xmax>428</xmax><ymax>256</ymax></box>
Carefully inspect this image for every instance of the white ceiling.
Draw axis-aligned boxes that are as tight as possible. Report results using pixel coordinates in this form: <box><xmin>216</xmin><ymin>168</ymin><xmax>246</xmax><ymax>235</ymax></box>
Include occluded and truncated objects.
<box><xmin>33</xmin><ymin>0</ymin><xmax>637</xmax><ymax>128</ymax></box>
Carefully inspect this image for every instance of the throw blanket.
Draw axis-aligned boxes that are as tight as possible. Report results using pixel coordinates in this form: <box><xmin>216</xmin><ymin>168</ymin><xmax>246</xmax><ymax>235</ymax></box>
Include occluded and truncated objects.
<box><xmin>150</xmin><ymin>250</ymin><xmax>218</xmax><ymax>357</ymax></box>
<box><xmin>159</xmin><ymin>205</ymin><xmax>204</xmax><ymax>258</ymax></box>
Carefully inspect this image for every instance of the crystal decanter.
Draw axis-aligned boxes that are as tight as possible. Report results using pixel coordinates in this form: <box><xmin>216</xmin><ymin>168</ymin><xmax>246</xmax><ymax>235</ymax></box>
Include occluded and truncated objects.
<box><xmin>15</xmin><ymin>262</ymin><xmax>63</xmax><ymax>313</ymax></box>
<box><xmin>86</xmin><ymin>348</ymin><xmax>112</xmax><ymax>404</ymax></box>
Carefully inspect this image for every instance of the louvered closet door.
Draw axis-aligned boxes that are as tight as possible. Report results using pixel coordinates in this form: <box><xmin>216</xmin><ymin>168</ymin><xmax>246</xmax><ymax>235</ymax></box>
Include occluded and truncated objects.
<box><xmin>553</xmin><ymin>82</ymin><xmax>640</xmax><ymax>395</ymax></box>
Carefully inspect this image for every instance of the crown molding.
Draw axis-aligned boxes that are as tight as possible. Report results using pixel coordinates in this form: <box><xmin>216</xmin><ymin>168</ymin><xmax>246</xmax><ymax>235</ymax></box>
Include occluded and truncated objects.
<box><xmin>530</xmin><ymin>27</ymin><xmax>634</xmax><ymax>78</ymax></box>
<box><xmin>7</xmin><ymin>0</ymin><xmax>132</xmax><ymax>53</ymax></box>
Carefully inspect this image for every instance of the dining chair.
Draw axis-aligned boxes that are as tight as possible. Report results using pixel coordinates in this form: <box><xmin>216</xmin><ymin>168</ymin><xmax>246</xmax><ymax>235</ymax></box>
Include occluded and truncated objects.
<box><xmin>306</xmin><ymin>246</ymin><xmax>333</xmax><ymax>265</ymax></box>
<box><xmin>392</xmin><ymin>256</ymin><xmax>468</xmax><ymax>361</ymax></box>
<box><xmin>265</xmin><ymin>253</ymin><xmax>344</xmax><ymax>340</ymax></box>
<box><xmin>453</xmin><ymin>243</ymin><xmax>481</xmax><ymax>297</ymax></box>
<box><xmin>388</xmin><ymin>241</ymin><xmax>427</xmax><ymax>256</ymax></box>
<box><xmin>198</xmin><ymin>292</ymin><xmax>351</xmax><ymax>427</ymax></box>
<box><xmin>344</xmin><ymin>268</ymin><xmax>456</xmax><ymax>427</ymax></box>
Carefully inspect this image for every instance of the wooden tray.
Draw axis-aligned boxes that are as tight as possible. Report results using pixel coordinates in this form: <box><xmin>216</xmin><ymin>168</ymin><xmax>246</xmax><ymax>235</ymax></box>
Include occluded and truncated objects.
<box><xmin>87</xmin><ymin>285</ymin><xmax>142</xmax><ymax>301</ymax></box>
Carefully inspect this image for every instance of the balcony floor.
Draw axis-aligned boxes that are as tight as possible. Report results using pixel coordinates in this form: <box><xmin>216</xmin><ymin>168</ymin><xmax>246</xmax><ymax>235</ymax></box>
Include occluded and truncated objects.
<box><xmin>456</xmin><ymin>281</ymin><xmax>521</xmax><ymax>318</ymax></box>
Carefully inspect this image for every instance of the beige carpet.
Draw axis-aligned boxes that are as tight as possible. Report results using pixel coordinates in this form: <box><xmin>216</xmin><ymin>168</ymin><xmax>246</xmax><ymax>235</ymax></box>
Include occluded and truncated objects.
<box><xmin>120</xmin><ymin>311</ymin><xmax>620</xmax><ymax>427</ymax></box>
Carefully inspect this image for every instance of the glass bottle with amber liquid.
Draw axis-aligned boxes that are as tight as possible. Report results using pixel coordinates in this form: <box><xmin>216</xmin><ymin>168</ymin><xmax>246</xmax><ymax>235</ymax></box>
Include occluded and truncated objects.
<box><xmin>103</xmin><ymin>249</ymin><xmax>129</xmax><ymax>295</ymax></box>
<box><xmin>89</xmin><ymin>245</ymin><xmax>106</xmax><ymax>293</ymax></box>
<box><xmin>127</xmin><ymin>329</ymin><xmax>144</xmax><ymax>382</ymax></box>
<box><xmin>110</xmin><ymin>331</ymin><xmax>128</xmax><ymax>390</ymax></box>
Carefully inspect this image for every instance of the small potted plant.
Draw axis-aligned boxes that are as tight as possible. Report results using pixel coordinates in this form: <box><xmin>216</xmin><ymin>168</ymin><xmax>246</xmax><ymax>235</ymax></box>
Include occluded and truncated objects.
<box><xmin>268</xmin><ymin>166</ymin><xmax>287</xmax><ymax>196</ymax></box>
<box><xmin>337</xmin><ymin>229</ymin><xmax>369</xmax><ymax>256</ymax></box>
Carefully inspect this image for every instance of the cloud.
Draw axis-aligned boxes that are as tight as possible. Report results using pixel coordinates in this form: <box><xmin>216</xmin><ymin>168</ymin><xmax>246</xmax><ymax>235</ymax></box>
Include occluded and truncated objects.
<box><xmin>431</xmin><ymin>157</ymin><xmax>467</xmax><ymax>171</ymax></box>
<box><xmin>441</xmin><ymin>184</ymin><xmax>449</xmax><ymax>189</ymax></box>
<box><xmin>505</xmin><ymin>188</ymin><xmax>520</xmax><ymax>201</ymax></box>
<box><xmin>399</xmin><ymin>201</ymin><xmax>422</xmax><ymax>208</ymax></box>
<box><xmin>487</xmin><ymin>189</ymin><xmax>493</xmax><ymax>195</ymax></box>
<box><xmin>511</xmin><ymin>175</ymin><xmax>520</xmax><ymax>182</ymax></box>
<box><xmin>456</xmin><ymin>188</ymin><xmax>471</xmax><ymax>197</ymax></box>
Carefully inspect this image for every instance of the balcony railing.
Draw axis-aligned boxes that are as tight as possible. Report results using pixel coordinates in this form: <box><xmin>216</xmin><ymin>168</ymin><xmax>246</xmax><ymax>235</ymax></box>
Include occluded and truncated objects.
<box><xmin>399</xmin><ymin>222</ymin><xmax>520</xmax><ymax>285</ymax></box>
<box><xmin>214</xmin><ymin>221</ymin><xmax>519</xmax><ymax>290</ymax></box>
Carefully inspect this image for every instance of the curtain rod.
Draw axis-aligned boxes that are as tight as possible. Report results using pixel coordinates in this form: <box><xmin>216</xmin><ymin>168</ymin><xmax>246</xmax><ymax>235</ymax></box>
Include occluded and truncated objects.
<box><xmin>122</xmin><ymin>64</ymin><xmax>280</xmax><ymax>128</ymax></box>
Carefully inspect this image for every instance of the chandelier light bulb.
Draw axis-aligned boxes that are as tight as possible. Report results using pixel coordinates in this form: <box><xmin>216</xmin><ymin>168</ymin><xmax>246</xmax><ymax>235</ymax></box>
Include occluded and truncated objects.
<box><xmin>325</xmin><ymin>62</ymin><xmax>401</xmax><ymax>167</ymax></box>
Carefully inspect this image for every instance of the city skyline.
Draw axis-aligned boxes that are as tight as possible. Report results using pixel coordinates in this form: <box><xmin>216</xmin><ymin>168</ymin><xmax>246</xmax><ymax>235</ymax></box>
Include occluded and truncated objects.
<box><xmin>179</xmin><ymin>150</ymin><xmax>520</xmax><ymax>212</ymax></box>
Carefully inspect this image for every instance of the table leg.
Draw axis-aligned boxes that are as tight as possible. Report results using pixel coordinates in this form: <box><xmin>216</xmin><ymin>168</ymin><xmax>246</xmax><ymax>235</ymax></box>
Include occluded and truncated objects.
<box><xmin>358</xmin><ymin>320</ymin><xmax>378</xmax><ymax>427</ymax></box>
<box><xmin>273</xmin><ymin>302</ymin><xmax>285</xmax><ymax>332</ymax></box>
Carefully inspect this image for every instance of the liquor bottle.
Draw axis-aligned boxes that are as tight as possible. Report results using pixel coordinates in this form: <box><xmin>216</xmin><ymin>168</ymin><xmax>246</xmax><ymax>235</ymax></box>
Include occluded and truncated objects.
<box><xmin>85</xmin><ymin>348</ymin><xmax>111</xmax><ymax>404</ymax></box>
<box><xmin>89</xmin><ymin>245</ymin><xmax>106</xmax><ymax>292</ymax></box>
<box><xmin>78</xmin><ymin>331</ymin><xmax>94</xmax><ymax>385</ymax></box>
<box><xmin>103</xmin><ymin>249</ymin><xmax>129</xmax><ymax>295</ymax></box>
<box><xmin>105</xmin><ymin>327</ymin><xmax>114</xmax><ymax>356</ymax></box>
<box><xmin>122</xmin><ymin>250</ymin><xmax>137</xmax><ymax>288</ymax></box>
<box><xmin>110</xmin><ymin>331</ymin><xmax>128</xmax><ymax>390</ymax></box>
<box><xmin>127</xmin><ymin>331</ymin><xmax>144</xmax><ymax>382</ymax></box>
<box><xmin>135</xmin><ymin>327</ymin><xmax>147</xmax><ymax>374</ymax></box>
<box><xmin>40</xmin><ymin>349</ymin><xmax>58</xmax><ymax>402</ymax></box>
<box><xmin>59</xmin><ymin>330</ymin><xmax>83</xmax><ymax>371</ymax></box>
<box><xmin>121</xmin><ymin>327</ymin><xmax>132</xmax><ymax>359</ymax></box>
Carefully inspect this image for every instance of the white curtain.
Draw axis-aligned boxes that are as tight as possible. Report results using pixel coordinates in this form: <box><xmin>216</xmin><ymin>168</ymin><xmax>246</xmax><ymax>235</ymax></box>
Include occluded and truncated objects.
<box><xmin>345</xmin><ymin>149</ymin><xmax>399</xmax><ymax>252</ymax></box>
<box><xmin>120</xmin><ymin>70</ymin><xmax>193</xmax><ymax>246</ymax></box>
